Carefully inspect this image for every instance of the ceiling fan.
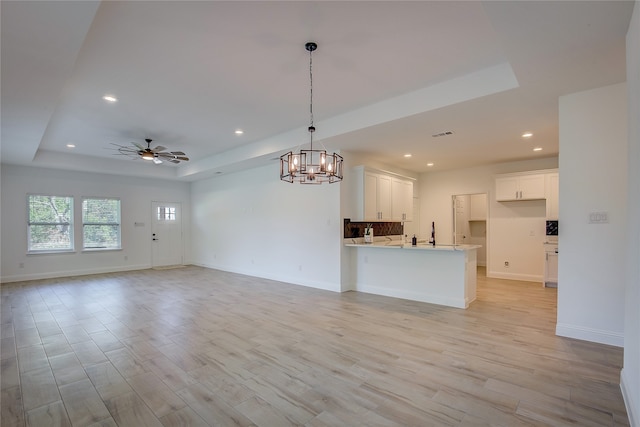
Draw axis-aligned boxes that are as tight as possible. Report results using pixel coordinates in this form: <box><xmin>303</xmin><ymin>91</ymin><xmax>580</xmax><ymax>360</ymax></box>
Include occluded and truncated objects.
<box><xmin>111</xmin><ymin>139</ymin><xmax>189</xmax><ymax>164</ymax></box>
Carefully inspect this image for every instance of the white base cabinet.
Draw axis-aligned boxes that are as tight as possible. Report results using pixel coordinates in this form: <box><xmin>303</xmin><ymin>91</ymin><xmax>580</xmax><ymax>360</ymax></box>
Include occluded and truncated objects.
<box><xmin>544</xmin><ymin>243</ymin><xmax>558</xmax><ymax>287</ymax></box>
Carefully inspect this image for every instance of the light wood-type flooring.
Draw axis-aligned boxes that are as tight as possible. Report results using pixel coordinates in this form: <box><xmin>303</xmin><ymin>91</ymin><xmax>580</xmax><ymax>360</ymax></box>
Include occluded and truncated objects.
<box><xmin>1</xmin><ymin>266</ymin><xmax>629</xmax><ymax>426</ymax></box>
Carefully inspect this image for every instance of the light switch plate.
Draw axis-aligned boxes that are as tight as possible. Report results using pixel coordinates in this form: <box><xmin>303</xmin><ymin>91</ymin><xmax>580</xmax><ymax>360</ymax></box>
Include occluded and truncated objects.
<box><xmin>588</xmin><ymin>211</ymin><xmax>609</xmax><ymax>224</ymax></box>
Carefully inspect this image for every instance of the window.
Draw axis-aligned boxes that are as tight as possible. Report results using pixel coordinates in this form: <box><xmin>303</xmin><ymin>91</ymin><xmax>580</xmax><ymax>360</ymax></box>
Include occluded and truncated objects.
<box><xmin>28</xmin><ymin>194</ymin><xmax>74</xmax><ymax>252</ymax></box>
<box><xmin>82</xmin><ymin>198</ymin><xmax>121</xmax><ymax>250</ymax></box>
<box><xmin>157</xmin><ymin>206</ymin><xmax>176</xmax><ymax>221</ymax></box>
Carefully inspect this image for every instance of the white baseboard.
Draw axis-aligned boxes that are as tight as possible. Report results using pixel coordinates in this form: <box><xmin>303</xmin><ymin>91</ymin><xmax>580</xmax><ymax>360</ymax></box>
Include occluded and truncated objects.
<box><xmin>555</xmin><ymin>323</ymin><xmax>624</xmax><ymax>347</ymax></box>
<box><xmin>1</xmin><ymin>264</ymin><xmax>150</xmax><ymax>284</ymax></box>
<box><xmin>356</xmin><ymin>283</ymin><xmax>468</xmax><ymax>309</ymax></box>
<box><xmin>620</xmin><ymin>369</ymin><xmax>639</xmax><ymax>427</ymax></box>
<box><xmin>487</xmin><ymin>270</ymin><xmax>542</xmax><ymax>283</ymax></box>
<box><xmin>190</xmin><ymin>261</ymin><xmax>341</xmax><ymax>293</ymax></box>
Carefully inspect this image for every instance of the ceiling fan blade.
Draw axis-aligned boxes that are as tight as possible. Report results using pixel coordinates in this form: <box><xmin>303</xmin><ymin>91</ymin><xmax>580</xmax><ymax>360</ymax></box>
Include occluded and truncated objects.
<box><xmin>157</xmin><ymin>152</ymin><xmax>190</xmax><ymax>162</ymax></box>
<box><xmin>132</xmin><ymin>142</ymin><xmax>146</xmax><ymax>150</ymax></box>
<box><xmin>117</xmin><ymin>147</ymin><xmax>139</xmax><ymax>155</ymax></box>
<box><xmin>151</xmin><ymin>145</ymin><xmax>166</xmax><ymax>153</ymax></box>
<box><xmin>170</xmin><ymin>151</ymin><xmax>185</xmax><ymax>156</ymax></box>
<box><xmin>169</xmin><ymin>159</ymin><xmax>180</xmax><ymax>164</ymax></box>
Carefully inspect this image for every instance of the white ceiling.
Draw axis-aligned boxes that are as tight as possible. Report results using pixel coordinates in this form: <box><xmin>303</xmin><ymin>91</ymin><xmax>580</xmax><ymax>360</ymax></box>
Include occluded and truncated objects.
<box><xmin>1</xmin><ymin>1</ymin><xmax>634</xmax><ymax>181</ymax></box>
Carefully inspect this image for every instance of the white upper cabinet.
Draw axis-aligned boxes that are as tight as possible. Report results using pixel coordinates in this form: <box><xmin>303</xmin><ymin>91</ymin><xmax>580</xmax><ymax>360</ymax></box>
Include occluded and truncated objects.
<box><xmin>545</xmin><ymin>172</ymin><xmax>559</xmax><ymax>220</ymax></box>
<box><xmin>495</xmin><ymin>173</ymin><xmax>546</xmax><ymax>201</ymax></box>
<box><xmin>354</xmin><ymin>166</ymin><xmax>414</xmax><ymax>222</ymax></box>
<box><xmin>360</xmin><ymin>169</ymin><xmax>392</xmax><ymax>221</ymax></box>
<box><xmin>469</xmin><ymin>193</ymin><xmax>487</xmax><ymax>220</ymax></box>
<box><xmin>391</xmin><ymin>177</ymin><xmax>413</xmax><ymax>222</ymax></box>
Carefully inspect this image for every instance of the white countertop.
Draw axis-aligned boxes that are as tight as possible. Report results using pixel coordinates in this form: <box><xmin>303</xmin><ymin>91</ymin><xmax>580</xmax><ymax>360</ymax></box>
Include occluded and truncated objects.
<box><xmin>344</xmin><ymin>241</ymin><xmax>481</xmax><ymax>251</ymax></box>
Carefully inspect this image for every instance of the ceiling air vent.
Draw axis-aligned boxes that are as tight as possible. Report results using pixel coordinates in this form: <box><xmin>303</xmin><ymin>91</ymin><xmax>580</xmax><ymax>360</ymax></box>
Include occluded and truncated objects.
<box><xmin>432</xmin><ymin>131</ymin><xmax>454</xmax><ymax>138</ymax></box>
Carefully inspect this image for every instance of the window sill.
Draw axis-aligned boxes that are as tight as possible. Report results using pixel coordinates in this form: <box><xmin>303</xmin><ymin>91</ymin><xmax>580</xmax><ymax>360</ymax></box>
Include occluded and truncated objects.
<box><xmin>27</xmin><ymin>250</ymin><xmax>76</xmax><ymax>256</ymax></box>
<box><xmin>82</xmin><ymin>248</ymin><xmax>122</xmax><ymax>253</ymax></box>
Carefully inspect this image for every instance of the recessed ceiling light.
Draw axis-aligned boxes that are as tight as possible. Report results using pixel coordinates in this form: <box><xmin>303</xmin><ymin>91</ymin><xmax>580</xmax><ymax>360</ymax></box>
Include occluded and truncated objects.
<box><xmin>533</xmin><ymin>147</ymin><xmax>543</xmax><ymax>152</ymax></box>
<box><xmin>102</xmin><ymin>95</ymin><xmax>117</xmax><ymax>103</ymax></box>
<box><xmin>427</xmin><ymin>162</ymin><xmax>434</xmax><ymax>167</ymax></box>
<box><xmin>404</xmin><ymin>154</ymin><xmax>412</xmax><ymax>158</ymax></box>
<box><xmin>522</xmin><ymin>132</ymin><xmax>533</xmax><ymax>138</ymax></box>
<box><xmin>234</xmin><ymin>129</ymin><xmax>244</xmax><ymax>135</ymax></box>
<box><xmin>66</xmin><ymin>144</ymin><xmax>75</xmax><ymax>148</ymax></box>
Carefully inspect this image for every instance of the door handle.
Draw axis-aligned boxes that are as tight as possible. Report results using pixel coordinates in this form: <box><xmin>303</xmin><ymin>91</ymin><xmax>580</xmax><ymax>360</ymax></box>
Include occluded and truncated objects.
<box><xmin>152</xmin><ymin>238</ymin><xmax>158</xmax><ymax>241</ymax></box>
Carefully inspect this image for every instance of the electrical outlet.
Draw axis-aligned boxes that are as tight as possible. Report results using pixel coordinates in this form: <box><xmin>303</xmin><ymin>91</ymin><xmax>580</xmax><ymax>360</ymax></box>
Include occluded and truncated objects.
<box><xmin>504</xmin><ymin>261</ymin><xmax>509</xmax><ymax>267</ymax></box>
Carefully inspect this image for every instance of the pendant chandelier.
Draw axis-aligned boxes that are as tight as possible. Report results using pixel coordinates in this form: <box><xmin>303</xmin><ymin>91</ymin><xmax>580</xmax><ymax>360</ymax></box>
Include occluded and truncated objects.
<box><xmin>280</xmin><ymin>42</ymin><xmax>343</xmax><ymax>184</ymax></box>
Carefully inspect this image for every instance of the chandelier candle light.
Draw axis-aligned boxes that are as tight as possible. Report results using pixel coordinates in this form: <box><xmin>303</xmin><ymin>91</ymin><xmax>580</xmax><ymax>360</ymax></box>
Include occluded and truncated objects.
<box><xmin>280</xmin><ymin>42</ymin><xmax>343</xmax><ymax>184</ymax></box>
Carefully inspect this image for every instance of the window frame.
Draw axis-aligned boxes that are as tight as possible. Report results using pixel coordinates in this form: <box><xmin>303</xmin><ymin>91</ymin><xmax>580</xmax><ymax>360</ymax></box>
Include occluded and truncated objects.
<box><xmin>27</xmin><ymin>194</ymin><xmax>75</xmax><ymax>254</ymax></box>
<box><xmin>156</xmin><ymin>205</ymin><xmax>176</xmax><ymax>221</ymax></box>
<box><xmin>81</xmin><ymin>197</ymin><xmax>122</xmax><ymax>251</ymax></box>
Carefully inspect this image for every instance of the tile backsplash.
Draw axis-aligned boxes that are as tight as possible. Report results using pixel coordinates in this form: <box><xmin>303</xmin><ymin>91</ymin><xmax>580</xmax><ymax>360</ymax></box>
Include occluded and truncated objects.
<box><xmin>343</xmin><ymin>218</ymin><xmax>403</xmax><ymax>238</ymax></box>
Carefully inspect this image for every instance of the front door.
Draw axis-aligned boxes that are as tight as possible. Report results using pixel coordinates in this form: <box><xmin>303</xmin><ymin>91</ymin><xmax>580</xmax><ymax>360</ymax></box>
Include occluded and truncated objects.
<box><xmin>151</xmin><ymin>201</ymin><xmax>183</xmax><ymax>267</ymax></box>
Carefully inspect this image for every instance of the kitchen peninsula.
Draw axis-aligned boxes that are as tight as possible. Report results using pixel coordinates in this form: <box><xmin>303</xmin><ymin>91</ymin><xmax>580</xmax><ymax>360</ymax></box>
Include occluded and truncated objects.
<box><xmin>345</xmin><ymin>241</ymin><xmax>480</xmax><ymax>309</ymax></box>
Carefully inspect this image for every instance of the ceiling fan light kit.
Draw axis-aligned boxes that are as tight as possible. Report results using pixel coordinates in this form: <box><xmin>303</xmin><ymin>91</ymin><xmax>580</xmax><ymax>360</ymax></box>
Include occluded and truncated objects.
<box><xmin>280</xmin><ymin>42</ymin><xmax>343</xmax><ymax>184</ymax></box>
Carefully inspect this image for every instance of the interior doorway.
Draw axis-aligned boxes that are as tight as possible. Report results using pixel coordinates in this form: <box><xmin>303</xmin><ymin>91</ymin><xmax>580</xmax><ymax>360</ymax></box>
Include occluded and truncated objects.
<box><xmin>453</xmin><ymin>193</ymin><xmax>487</xmax><ymax>266</ymax></box>
<box><xmin>151</xmin><ymin>201</ymin><xmax>183</xmax><ymax>267</ymax></box>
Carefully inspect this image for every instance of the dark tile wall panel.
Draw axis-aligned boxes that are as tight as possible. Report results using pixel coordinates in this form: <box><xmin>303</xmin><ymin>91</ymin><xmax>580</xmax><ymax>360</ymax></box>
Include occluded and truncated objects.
<box><xmin>344</xmin><ymin>219</ymin><xmax>403</xmax><ymax>238</ymax></box>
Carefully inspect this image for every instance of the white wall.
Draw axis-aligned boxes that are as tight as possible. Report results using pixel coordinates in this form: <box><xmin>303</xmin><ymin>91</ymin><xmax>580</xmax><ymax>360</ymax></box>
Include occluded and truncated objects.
<box><xmin>0</xmin><ymin>164</ymin><xmax>191</xmax><ymax>282</ymax></box>
<box><xmin>190</xmin><ymin>163</ymin><xmax>343</xmax><ymax>292</ymax></box>
<box><xmin>622</xmin><ymin>2</ymin><xmax>640</xmax><ymax>425</ymax></box>
<box><xmin>557</xmin><ymin>83</ymin><xmax>627</xmax><ymax>347</ymax></box>
<box><xmin>418</xmin><ymin>157</ymin><xmax>558</xmax><ymax>281</ymax></box>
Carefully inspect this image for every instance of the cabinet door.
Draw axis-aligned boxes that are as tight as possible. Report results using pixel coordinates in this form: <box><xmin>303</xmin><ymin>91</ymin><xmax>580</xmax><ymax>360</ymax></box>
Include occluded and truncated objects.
<box><xmin>519</xmin><ymin>174</ymin><xmax>545</xmax><ymax>200</ymax></box>
<box><xmin>545</xmin><ymin>252</ymin><xmax>558</xmax><ymax>285</ymax></box>
<box><xmin>495</xmin><ymin>177</ymin><xmax>519</xmax><ymax>201</ymax></box>
<box><xmin>402</xmin><ymin>180</ymin><xmax>414</xmax><ymax>221</ymax></box>
<box><xmin>377</xmin><ymin>174</ymin><xmax>392</xmax><ymax>220</ymax></box>
<box><xmin>496</xmin><ymin>174</ymin><xmax>546</xmax><ymax>201</ymax></box>
<box><xmin>391</xmin><ymin>178</ymin><xmax>413</xmax><ymax>221</ymax></box>
<box><xmin>469</xmin><ymin>194</ymin><xmax>487</xmax><ymax>220</ymax></box>
<box><xmin>363</xmin><ymin>172</ymin><xmax>379</xmax><ymax>220</ymax></box>
<box><xmin>545</xmin><ymin>173</ymin><xmax>559</xmax><ymax>219</ymax></box>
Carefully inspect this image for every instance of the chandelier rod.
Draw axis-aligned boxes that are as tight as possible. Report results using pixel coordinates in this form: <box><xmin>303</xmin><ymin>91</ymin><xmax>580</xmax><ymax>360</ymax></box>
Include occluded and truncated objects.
<box><xmin>307</xmin><ymin>42</ymin><xmax>316</xmax><ymax>151</ymax></box>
